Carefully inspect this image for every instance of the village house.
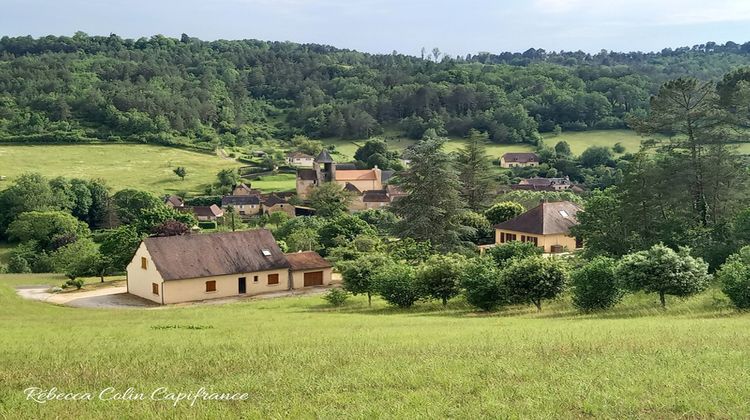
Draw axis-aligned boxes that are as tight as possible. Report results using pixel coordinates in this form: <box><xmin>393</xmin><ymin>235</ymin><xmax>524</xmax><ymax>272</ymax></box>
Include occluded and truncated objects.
<box><xmin>126</xmin><ymin>229</ymin><xmax>333</xmax><ymax>304</ymax></box>
<box><xmin>231</xmin><ymin>183</ymin><xmax>261</xmax><ymax>196</ymax></box>
<box><xmin>493</xmin><ymin>201</ymin><xmax>583</xmax><ymax>253</ymax></box>
<box><xmin>286</xmin><ymin>151</ymin><xmax>315</xmax><ymax>167</ymax></box>
<box><xmin>512</xmin><ymin>176</ymin><xmax>582</xmax><ymax>192</ymax></box>
<box><xmin>261</xmin><ymin>194</ymin><xmax>296</xmax><ymax>218</ymax></box>
<box><xmin>163</xmin><ymin>195</ymin><xmax>184</xmax><ymax>208</ymax></box>
<box><xmin>221</xmin><ymin>195</ymin><xmax>262</xmax><ymax>216</ymax></box>
<box><xmin>179</xmin><ymin>204</ymin><xmax>224</xmax><ymax>221</ymax></box>
<box><xmin>500</xmin><ymin>152</ymin><xmax>540</xmax><ymax>168</ymax></box>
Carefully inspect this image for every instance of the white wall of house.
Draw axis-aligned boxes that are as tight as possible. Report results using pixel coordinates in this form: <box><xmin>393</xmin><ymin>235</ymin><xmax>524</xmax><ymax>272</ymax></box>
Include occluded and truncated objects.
<box><xmin>126</xmin><ymin>242</ymin><xmax>165</xmax><ymax>304</ymax></box>
<box><xmin>161</xmin><ymin>267</ymin><xmax>291</xmax><ymax>304</ymax></box>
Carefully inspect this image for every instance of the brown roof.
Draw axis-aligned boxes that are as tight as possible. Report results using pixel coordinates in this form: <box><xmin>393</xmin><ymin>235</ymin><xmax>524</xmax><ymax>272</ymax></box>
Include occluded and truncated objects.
<box><xmin>362</xmin><ymin>190</ymin><xmax>390</xmax><ymax>202</ymax></box>
<box><xmin>518</xmin><ymin>177</ymin><xmax>571</xmax><ymax>187</ymax></box>
<box><xmin>285</xmin><ymin>251</ymin><xmax>332</xmax><ymax>271</ymax></box>
<box><xmin>262</xmin><ymin>194</ymin><xmax>287</xmax><ymax>207</ymax></box>
<box><xmin>315</xmin><ymin>150</ymin><xmax>334</xmax><ymax>163</ymax></box>
<box><xmin>181</xmin><ymin>204</ymin><xmax>224</xmax><ymax>218</ymax></box>
<box><xmin>335</xmin><ymin>169</ymin><xmax>378</xmax><ymax>181</ymax></box>
<box><xmin>143</xmin><ymin>229</ymin><xmax>290</xmax><ymax>281</ymax></box>
<box><xmin>297</xmin><ymin>169</ymin><xmax>317</xmax><ymax>181</ymax></box>
<box><xmin>494</xmin><ymin>201</ymin><xmax>581</xmax><ymax>235</ymax></box>
<box><xmin>164</xmin><ymin>195</ymin><xmax>184</xmax><ymax>207</ymax></box>
<box><xmin>344</xmin><ymin>182</ymin><xmax>362</xmax><ymax>194</ymax></box>
<box><xmin>502</xmin><ymin>152</ymin><xmax>539</xmax><ymax>163</ymax></box>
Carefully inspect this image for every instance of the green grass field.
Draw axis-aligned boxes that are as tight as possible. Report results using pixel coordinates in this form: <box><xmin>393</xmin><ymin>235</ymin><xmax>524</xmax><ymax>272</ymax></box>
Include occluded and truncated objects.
<box><xmin>246</xmin><ymin>173</ymin><xmax>297</xmax><ymax>193</ymax></box>
<box><xmin>541</xmin><ymin>130</ymin><xmax>645</xmax><ymax>155</ymax></box>
<box><xmin>0</xmin><ymin>144</ymin><xmax>240</xmax><ymax>195</ymax></box>
<box><xmin>1</xmin><ymin>273</ymin><xmax>748</xmax><ymax>418</ymax></box>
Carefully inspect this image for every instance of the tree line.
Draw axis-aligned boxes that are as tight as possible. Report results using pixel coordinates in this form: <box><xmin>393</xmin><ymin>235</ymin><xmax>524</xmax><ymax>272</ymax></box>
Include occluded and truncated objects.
<box><xmin>3</xmin><ymin>34</ymin><xmax>750</xmax><ymax>149</ymax></box>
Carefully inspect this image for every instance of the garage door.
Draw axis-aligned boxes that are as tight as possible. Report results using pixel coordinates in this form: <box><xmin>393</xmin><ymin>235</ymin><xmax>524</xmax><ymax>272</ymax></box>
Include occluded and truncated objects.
<box><xmin>303</xmin><ymin>271</ymin><xmax>324</xmax><ymax>287</ymax></box>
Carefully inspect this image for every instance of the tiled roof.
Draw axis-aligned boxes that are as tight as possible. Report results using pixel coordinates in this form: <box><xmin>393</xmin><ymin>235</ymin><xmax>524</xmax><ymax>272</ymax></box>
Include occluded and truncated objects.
<box><xmin>494</xmin><ymin>201</ymin><xmax>581</xmax><ymax>235</ymax></box>
<box><xmin>222</xmin><ymin>195</ymin><xmax>261</xmax><ymax>206</ymax></box>
<box><xmin>335</xmin><ymin>169</ymin><xmax>377</xmax><ymax>181</ymax></box>
<box><xmin>502</xmin><ymin>152</ymin><xmax>539</xmax><ymax>163</ymax></box>
<box><xmin>285</xmin><ymin>251</ymin><xmax>332</xmax><ymax>271</ymax></box>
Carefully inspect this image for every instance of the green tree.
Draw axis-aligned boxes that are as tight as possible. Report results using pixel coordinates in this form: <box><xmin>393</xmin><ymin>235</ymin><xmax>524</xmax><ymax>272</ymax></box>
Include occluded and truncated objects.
<box><xmin>309</xmin><ymin>183</ymin><xmax>352</xmax><ymax>218</ymax></box>
<box><xmin>6</xmin><ymin>211</ymin><xmax>90</xmax><ymax>250</ymax></box>
<box><xmin>339</xmin><ymin>253</ymin><xmax>391</xmax><ymax>306</ymax></box>
<box><xmin>717</xmin><ymin>246</ymin><xmax>750</xmax><ymax>310</ymax></box>
<box><xmin>579</xmin><ymin>146</ymin><xmax>613</xmax><ymax>168</ymax></box>
<box><xmin>416</xmin><ymin>254</ymin><xmax>466</xmax><ymax>306</ymax></box>
<box><xmin>390</xmin><ymin>138</ymin><xmax>465</xmax><ymax>251</ymax></box>
<box><xmin>318</xmin><ymin>215</ymin><xmax>375</xmax><ymax>252</ymax></box>
<box><xmin>112</xmin><ymin>189</ymin><xmax>162</xmax><ymax>225</ymax></box>
<box><xmin>484</xmin><ymin>201</ymin><xmax>525</xmax><ymax>225</ymax></box>
<box><xmin>460</xmin><ymin>257</ymin><xmax>505</xmax><ymax>311</ymax></box>
<box><xmin>554</xmin><ymin>141</ymin><xmax>571</xmax><ymax>157</ymax></box>
<box><xmin>502</xmin><ymin>256</ymin><xmax>568</xmax><ymax>311</ymax></box>
<box><xmin>173</xmin><ymin>166</ymin><xmax>187</xmax><ymax>180</ymax></box>
<box><xmin>0</xmin><ymin>173</ymin><xmax>57</xmax><ymax>236</ymax></box>
<box><xmin>616</xmin><ymin>244</ymin><xmax>710</xmax><ymax>308</ymax></box>
<box><xmin>456</xmin><ymin>130</ymin><xmax>496</xmax><ymax>211</ymax></box>
<box><xmin>99</xmin><ymin>226</ymin><xmax>143</xmax><ymax>273</ymax></box>
<box><xmin>216</xmin><ymin>168</ymin><xmax>240</xmax><ymax>187</ymax></box>
<box><xmin>285</xmin><ymin>227</ymin><xmax>321</xmax><ymax>252</ymax></box>
<box><xmin>51</xmin><ymin>238</ymin><xmax>104</xmax><ymax>282</ymax></box>
<box><xmin>374</xmin><ymin>262</ymin><xmax>421</xmax><ymax>308</ymax></box>
<box><xmin>570</xmin><ymin>256</ymin><xmax>623</xmax><ymax>312</ymax></box>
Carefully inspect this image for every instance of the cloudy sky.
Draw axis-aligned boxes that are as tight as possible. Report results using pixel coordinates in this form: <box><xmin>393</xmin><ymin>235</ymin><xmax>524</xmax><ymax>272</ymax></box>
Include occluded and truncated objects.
<box><xmin>2</xmin><ymin>0</ymin><xmax>749</xmax><ymax>56</ymax></box>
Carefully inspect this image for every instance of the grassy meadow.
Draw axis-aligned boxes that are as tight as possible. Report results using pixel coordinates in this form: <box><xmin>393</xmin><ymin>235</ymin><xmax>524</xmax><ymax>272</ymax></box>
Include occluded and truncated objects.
<box><xmin>1</xmin><ymin>273</ymin><xmax>749</xmax><ymax>418</ymax></box>
<box><xmin>0</xmin><ymin>144</ymin><xmax>240</xmax><ymax>195</ymax></box>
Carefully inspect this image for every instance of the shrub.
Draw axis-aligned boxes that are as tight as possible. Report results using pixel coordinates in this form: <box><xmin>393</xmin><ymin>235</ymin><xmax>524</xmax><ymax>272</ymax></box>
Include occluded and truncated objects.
<box><xmin>616</xmin><ymin>244</ymin><xmax>710</xmax><ymax>308</ymax></box>
<box><xmin>502</xmin><ymin>256</ymin><xmax>568</xmax><ymax>311</ymax></box>
<box><xmin>460</xmin><ymin>258</ymin><xmax>505</xmax><ymax>311</ymax></box>
<box><xmin>198</xmin><ymin>221</ymin><xmax>218</xmax><ymax>230</ymax></box>
<box><xmin>0</xmin><ymin>263</ymin><xmax>7</xmax><ymax>274</ymax></box>
<box><xmin>339</xmin><ymin>253</ymin><xmax>391</xmax><ymax>306</ymax></box>
<box><xmin>717</xmin><ymin>246</ymin><xmax>750</xmax><ymax>310</ymax></box>
<box><xmin>570</xmin><ymin>256</ymin><xmax>623</xmax><ymax>312</ymax></box>
<box><xmin>63</xmin><ymin>278</ymin><xmax>85</xmax><ymax>290</ymax></box>
<box><xmin>373</xmin><ymin>262</ymin><xmax>421</xmax><ymax>308</ymax></box>
<box><xmin>486</xmin><ymin>241</ymin><xmax>542</xmax><ymax>267</ymax></box>
<box><xmin>7</xmin><ymin>255</ymin><xmax>31</xmax><ymax>273</ymax></box>
<box><xmin>323</xmin><ymin>288</ymin><xmax>350</xmax><ymax>307</ymax></box>
<box><xmin>416</xmin><ymin>254</ymin><xmax>466</xmax><ymax>306</ymax></box>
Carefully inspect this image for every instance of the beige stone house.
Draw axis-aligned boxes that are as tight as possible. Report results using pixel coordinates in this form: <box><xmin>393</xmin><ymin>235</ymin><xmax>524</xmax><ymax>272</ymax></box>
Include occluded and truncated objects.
<box><xmin>126</xmin><ymin>230</ymin><xmax>332</xmax><ymax>304</ymax></box>
<box><xmin>494</xmin><ymin>201</ymin><xmax>583</xmax><ymax>253</ymax></box>
<box><xmin>286</xmin><ymin>151</ymin><xmax>315</xmax><ymax>167</ymax></box>
<box><xmin>179</xmin><ymin>204</ymin><xmax>224</xmax><ymax>221</ymax></box>
<box><xmin>500</xmin><ymin>152</ymin><xmax>540</xmax><ymax>168</ymax></box>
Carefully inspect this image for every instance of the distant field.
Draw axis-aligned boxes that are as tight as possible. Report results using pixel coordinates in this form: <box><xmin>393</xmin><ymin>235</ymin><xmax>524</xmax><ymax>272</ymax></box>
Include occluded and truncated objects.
<box><xmin>0</xmin><ymin>144</ymin><xmax>240</xmax><ymax>195</ymax></box>
<box><xmin>542</xmin><ymin>130</ymin><xmax>645</xmax><ymax>155</ymax></box>
<box><xmin>247</xmin><ymin>173</ymin><xmax>297</xmax><ymax>192</ymax></box>
<box><xmin>1</xmin><ymin>273</ymin><xmax>749</xmax><ymax>418</ymax></box>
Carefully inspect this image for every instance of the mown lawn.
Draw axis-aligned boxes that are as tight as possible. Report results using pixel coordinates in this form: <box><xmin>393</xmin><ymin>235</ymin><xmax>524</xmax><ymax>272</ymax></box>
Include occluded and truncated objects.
<box><xmin>246</xmin><ymin>173</ymin><xmax>297</xmax><ymax>193</ymax></box>
<box><xmin>0</xmin><ymin>273</ymin><xmax>748</xmax><ymax>418</ymax></box>
<box><xmin>541</xmin><ymin>129</ymin><xmax>645</xmax><ymax>155</ymax></box>
<box><xmin>0</xmin><ymin>144</ymin><xmax>240</xmax><ymax>195</ymax></box>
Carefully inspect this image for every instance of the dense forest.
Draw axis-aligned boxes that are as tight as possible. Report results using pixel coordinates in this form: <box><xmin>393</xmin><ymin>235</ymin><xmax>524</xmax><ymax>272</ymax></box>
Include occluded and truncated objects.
<box><xmin>2</xmin><ymin>33</ymin><xmax>750</xmax><ymax>149</ymax></box>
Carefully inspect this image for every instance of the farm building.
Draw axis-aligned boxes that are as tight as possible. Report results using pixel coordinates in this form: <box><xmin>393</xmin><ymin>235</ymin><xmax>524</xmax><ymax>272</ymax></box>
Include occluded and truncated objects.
<box><xmin>493</xmin><ymin>201</ymin><xmax>583</xmax><ymax>253</ymax></box>
<box><xmin>126</xmin><ymin>230</ymin><xmax>332</xmax><ymax>304</ymax></box>
<box><xmin>500</xmin><ymin>152</ymin><xmax>540</xmax><ymax>168</ymax></box>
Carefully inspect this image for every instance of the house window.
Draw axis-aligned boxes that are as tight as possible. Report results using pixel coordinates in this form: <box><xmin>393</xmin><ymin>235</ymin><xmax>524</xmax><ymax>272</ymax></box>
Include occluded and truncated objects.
<box><xmin>141</xmin><ymin>257</ymin><xmax>148</xmax><ymax>270</ymax></box>
<box><xmin>521</xmin><ymin>235</ymin><xmax>526</xmax><ymax>242</ymax></box>
<box><xmin>253</xmin><ymin>276</ymin><xmax>259</xmax><ymax>283</ymax></box>
<box><xmin>506</xmin><ymin>233</ymin><xmax>517</xmax><ymax>242</ymax></box>
<box><xmin>268</xmin><ymin>274</ymin><xmax>279</xmax><ymax>285</ymax></box>
<box><xmin>205</xmin><ymin>280</ymin><xmax>216</xmax><ymax>292</ymax></box>
<box><xmin>152</xmin><ymin>283</ymin><xmax>159</xmax><ymax>295</ymax></box>
<box><xmin>500</xmin><ymin>232</ymin><xmax>506</xmax><ymax>243</ymax></box>
<box><xmin>575</xmin><ymin>237</ymin><xmax>584</xmax><ymax>249</ymax></box>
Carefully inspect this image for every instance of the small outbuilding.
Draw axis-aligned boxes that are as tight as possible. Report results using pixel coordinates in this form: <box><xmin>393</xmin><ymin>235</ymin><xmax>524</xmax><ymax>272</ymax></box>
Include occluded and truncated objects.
<box><xmin>126</xmin><ymin>229</ymin><xmax>332</xmax><ymax>304</ymax></box>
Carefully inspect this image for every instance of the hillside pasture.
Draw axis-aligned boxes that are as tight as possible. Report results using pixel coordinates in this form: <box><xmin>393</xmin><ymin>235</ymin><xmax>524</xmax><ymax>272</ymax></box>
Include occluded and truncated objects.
<box><xmin>542</xmin><ymin>129</ymin><xmax>645</xmax><ymax>155</ymax></box>
<box><xmin>0</xmin><ymin>273</ymin><xmax>748</xmax><ymax>418</ymax></box>
<box><xmin>0</xmin><ymin>144</ymin><xmax>240</xmax><ymax>195</ymax></box>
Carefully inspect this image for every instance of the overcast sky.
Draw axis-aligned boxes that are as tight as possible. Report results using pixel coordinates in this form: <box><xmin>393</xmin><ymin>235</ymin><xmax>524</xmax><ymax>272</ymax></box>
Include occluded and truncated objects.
<box><xmin>2</xmin><ymin>0</ymin><xmax>750</xmax><ymax>56</ymax></box>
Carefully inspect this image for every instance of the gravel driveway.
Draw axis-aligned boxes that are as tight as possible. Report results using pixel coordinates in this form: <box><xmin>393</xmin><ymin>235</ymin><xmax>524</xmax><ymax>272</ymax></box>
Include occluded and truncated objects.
<box><xmin>15</xmin><ymin>285</ymin><xmax>157</xmax><ymax>308</ymax></box>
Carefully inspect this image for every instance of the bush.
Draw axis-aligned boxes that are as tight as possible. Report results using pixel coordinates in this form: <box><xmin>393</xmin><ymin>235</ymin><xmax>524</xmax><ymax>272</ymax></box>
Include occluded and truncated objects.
<box><xmin>0</xmin><ymin>263</ymin><xmax>7</xmax><ymax>274</ymax></box>
<box><xmin>461</xmin><ymin>258</ymin><xmax>505</xmax><ymax>311</ymax></box>
<box><xmin>63</xmin><ymin>278</ymin><xmax>85</xmax><ymax>290</ymax></box>
<box><xmin>198</xmin><ymin>221</ymin><xmax>218</xmax><ymax>230</ymax></box>
<box><xmin>717</xmin><ymin>246</ymin><xmax>750</xmax><ymax>310</ymax></box>
<box><xmin>323</xmin><ymin>288</ymin><xmax>350</xmax><ymax>307</ymax></box>
<box><xmin>570</xmin><ymin>257</ymin><xmax>623</xmax><ymax>312</ymax></box>
<box><xmin>374</xmin><ymin>262</ymin><xmax>421</xmax><ymax>308</ymax></box>
<box><xmin>616</xmin><ymin>244</ymin><xmax>710</xmax><ymax>308</ymax></box>
<box><xmin>502</xmin><ymin>256</ymin><xmax>568</xmax><ymax>311</ymax></box>
<box><xmin>486</xmin><ymin>241</ymin><xmax>542</xmax><ymax>267</ymax></box>
<box><xmin>7</xmin><ymin>255</ymin><xmax>31</xmax><ymax>273</ymax></box>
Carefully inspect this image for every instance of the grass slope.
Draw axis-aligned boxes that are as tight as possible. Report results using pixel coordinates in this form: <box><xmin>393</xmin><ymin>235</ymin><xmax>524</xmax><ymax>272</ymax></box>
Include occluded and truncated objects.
<box><xmin>0</xmin><ymin>273</ymin><xmax>747</xmax><ymax>418</ymax></box>
<box><xmin>541</xmin><ymin>129</ymin><xmax>645</xmax><ymax>155</ymax></box>
<box><xmin>0</xmin><ymin>144</ymin><xmax>239</xmax><ymax>195</ymax></box>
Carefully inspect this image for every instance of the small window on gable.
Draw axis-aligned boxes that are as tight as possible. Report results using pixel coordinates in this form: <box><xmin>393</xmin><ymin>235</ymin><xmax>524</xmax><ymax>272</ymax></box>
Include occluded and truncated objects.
<box><xmin>141</xmin><ymin>257</ymin><xmax>148</xmax><ymax>270</ymax></box>
<box><xmin>152</xmin><ymin>283</ymin><xmax>159</xmax><ymax>295</ymax></box>
<box><xmin>559</xmin><ymin>210</ymin><xmax>569</xmax><ymax>218</ymax></box>
<box><xmin>261</xmin><ymin>249</ymin><xmax>272</xmax><ymax>257</ymax></box>
<box><xmin>206</xmin><ymin>280</ymin><xmax>216</xmax><ymax>292</ymax></box>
